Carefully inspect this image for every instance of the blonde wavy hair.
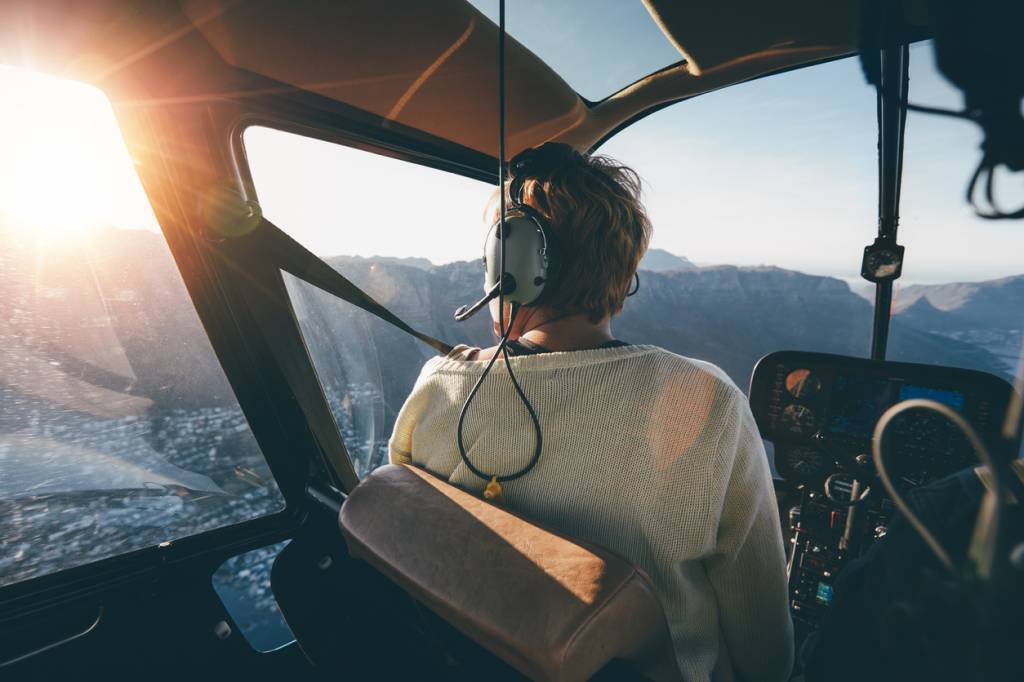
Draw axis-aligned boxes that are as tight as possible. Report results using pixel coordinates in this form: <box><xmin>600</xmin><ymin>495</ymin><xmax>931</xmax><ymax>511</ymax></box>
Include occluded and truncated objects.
<box><xmin>488</xmin><ymin>143</ymin><xmax>652</xmax><ymax>322</ymax></box>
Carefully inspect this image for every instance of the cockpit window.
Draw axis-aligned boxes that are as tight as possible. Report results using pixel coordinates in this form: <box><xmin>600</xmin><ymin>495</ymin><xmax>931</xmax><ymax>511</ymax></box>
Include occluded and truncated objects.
<box><xmin>886</xmin><ymin>41</ymin><xmax>1024</xmax><ymax>377</ymax></box>
<box><xmin>244</xmin><ymin>49</ymin><xmax>1018</xmax><ymax>483</ymax></box>
<box><xmin>464</xmin><ymin>0</ymin><xmax>680</xmax><ymax>101</ymax></box>
<box><xmin>244</xmin><ymin>126</ymin><xmax>493</xmax><ymax>477</ymax></box>
<box><xmin>247</xmin><ymin>57</ymin><xmax>883</xmax><ymax>459</ymax></box>
<box><xmin>598</xmin><ymin>54</ymin><xmax>880</xmax><ymax>384</ymax></box>
<box><xmin>598</xmin><ymin>51</ymin><xmax>1014</xmax><ymax>385</ymax></box>
<box><xmin>0</xmin><ymin>67</ymin><xmax>284</xmax><ymax>588</ymax></box>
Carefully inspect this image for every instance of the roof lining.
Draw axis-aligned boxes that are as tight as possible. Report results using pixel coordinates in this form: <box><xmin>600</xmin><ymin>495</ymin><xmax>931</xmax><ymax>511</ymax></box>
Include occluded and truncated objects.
<box><xmin>0</xmin><ymin>0</ymin><xmax>931</xmax><ymax>162</ymax></box>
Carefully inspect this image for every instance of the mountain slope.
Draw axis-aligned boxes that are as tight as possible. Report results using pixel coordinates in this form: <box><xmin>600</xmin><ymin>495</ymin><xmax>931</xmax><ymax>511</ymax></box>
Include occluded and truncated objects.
<box><xmin>639</xmin><ymin>248</ymin><xmax>696</xmax><ymax>272</ymax></box>
<box><xmin>292</xmin><ymin>259</ymin><xmax>1008</xmax><ymax>438</ymax></box>
<box><xmin>895</xmin><ymin>276</ymin><xmax>1024</xmax><ymax>327</ymax></box>
<box><xmin>892</xmin><ymin>275</ymin><xmax>1024</xmax><ymax>372</ymax></box>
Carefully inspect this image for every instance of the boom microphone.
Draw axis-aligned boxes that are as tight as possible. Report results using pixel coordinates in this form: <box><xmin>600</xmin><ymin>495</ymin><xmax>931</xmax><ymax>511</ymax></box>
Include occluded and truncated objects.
<box><xmin>454</xmin><ymin>278</ymin><xmax>509</xmax><ymax>321</ymax></box>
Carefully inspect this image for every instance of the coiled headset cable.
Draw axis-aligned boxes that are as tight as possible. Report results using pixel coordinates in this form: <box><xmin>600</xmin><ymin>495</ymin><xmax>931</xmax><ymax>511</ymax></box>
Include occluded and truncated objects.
<box><xmin>455</xmin><ymin>0</ymin><xmax>543</xmax><ymax>501</ymax></box>
<box><xmin>456</xmin><ymin>303</ymin><xmax>543</xmax><ymax>500</ymax></box>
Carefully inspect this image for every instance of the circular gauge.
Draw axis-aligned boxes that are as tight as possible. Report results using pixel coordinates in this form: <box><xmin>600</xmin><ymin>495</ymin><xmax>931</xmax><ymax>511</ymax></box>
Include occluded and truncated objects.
<box><xmin>861</xmin><ymin>239</ymin><xmax>905</xmax><ymax>282</ymax></box>
<box><xmin>780</xmin><ymin>404</ymin><xmax>817</xmax><ymax>437</ymax></box>
<box><xmin>865</xmin><ymin>249</ymin><xmax>901</xmax><ymax>279</ymax></box>
<box><xmin>785</xmin><ymin>369</ymin><xmax>821</xmax><ymax>399</ymax></box>
<box><xmin>882</xmin><ymin>408</ymin><xmax>971</xmax><ymax>484</ymax></box>
<box><xmin>778</xmin><ymin>446</ymin><xmax>828</xmax><ymax>484</ymax></box>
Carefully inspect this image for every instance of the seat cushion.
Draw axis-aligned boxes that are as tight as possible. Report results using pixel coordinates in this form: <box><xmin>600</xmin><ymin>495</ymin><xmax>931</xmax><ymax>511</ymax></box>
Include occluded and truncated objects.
<box><xmin>339</xmin><ymin>464</ymin><xmax>679</xmax><ymax>682</ymax></box>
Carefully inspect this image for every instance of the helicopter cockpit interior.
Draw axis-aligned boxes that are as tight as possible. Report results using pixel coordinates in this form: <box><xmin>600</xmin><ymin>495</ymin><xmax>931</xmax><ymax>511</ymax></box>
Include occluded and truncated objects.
<box><xmin>1</xmin><ymin>1</ymin><xmax>1023</xmax><ymax>680</ymax></box>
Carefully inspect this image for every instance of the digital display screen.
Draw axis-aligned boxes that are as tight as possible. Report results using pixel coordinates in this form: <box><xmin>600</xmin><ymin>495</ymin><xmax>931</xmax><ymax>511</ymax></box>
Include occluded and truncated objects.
<box><xmin>827</xmin><ymin>375</ymin><xmax>894</xmax><ymax>436</ymax></box>
<box><xmin>815</xmin><ymin>582</ymin><xmax>833</xmax><ymax>606</ymax></box>
<box><xmin>898</xmin><ymin>384</ymin><xmax>965</xmax><ymax>410</ymax></box>
<box><xmin>826</xmin><ymin>374</ymin><xmax>967</xmax><ymax>438</ymax></box>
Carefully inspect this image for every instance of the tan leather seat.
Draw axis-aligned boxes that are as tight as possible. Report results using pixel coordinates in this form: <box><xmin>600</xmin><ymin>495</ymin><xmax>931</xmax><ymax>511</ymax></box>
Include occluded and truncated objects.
<box><xmin>339</xmin><ymin>464</ymin><xmax>681</xmax><ymax>682</ymax></box>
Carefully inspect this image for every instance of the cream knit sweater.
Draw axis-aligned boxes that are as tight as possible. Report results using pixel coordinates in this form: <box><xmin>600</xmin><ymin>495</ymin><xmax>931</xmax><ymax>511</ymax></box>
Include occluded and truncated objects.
<box><xmin>388</xmin><ymin>344</ymin><xmax>793</xmax><ymax>681</ymax></box>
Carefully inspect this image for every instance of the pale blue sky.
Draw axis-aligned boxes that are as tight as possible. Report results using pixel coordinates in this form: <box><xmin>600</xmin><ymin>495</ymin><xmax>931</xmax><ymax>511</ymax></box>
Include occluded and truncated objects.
<box><xmin>466</xmin><ymin>0</ymin><xmax>681</xmax><ymax>100</ymax></box>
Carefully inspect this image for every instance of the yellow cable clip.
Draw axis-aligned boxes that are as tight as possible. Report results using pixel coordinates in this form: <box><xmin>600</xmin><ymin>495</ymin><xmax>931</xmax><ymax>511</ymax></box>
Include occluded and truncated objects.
<box><xmin>483</xmin><ymin>475</ymin><xmax>503</xmax><ymax>502</ymax></box>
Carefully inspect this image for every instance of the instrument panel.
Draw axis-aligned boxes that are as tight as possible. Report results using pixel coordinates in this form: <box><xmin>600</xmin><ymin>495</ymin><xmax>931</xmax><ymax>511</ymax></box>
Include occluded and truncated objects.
<box><xmin>751</xmin><ymin>351</ymin><xmax>1010</xmax><ymax>490</ymax></box>
<box><xmin>748</xmin><ymin>351</ymin><xmax>1016</xmax><ymax>628</ymax></box>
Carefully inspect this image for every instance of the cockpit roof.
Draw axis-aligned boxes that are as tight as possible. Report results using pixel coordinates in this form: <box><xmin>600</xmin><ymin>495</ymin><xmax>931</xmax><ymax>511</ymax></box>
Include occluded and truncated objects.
<box><xmin>1</xmin><ymin>0</ymin><xmax>930</xmax><ymax>157</ymax></box>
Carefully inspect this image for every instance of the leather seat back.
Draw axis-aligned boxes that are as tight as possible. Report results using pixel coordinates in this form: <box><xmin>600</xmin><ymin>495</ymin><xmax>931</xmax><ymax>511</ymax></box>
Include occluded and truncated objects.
<box><xmin>339</xmin><ymin>464</ymin><xmax>680</xmax><ymax>682</ymax></box>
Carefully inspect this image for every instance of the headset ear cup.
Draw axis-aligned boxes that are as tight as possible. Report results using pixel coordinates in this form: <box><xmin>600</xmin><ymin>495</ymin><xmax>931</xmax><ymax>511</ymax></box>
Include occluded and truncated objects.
<box><xmin>482</xmin><ymin>214</ymin><xmax>551</xmax><ymax>307</ymax></box>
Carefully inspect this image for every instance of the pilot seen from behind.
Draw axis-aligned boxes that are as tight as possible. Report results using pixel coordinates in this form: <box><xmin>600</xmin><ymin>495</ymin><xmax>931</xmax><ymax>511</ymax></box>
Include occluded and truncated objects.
<box><xmin>389</xmin><ymin>142</ymin><xmax>793</xmax><ymax>681</ymax></box>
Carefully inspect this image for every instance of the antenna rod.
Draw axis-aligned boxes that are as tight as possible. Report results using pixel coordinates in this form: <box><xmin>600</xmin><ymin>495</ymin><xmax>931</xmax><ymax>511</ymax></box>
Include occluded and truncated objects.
<box><xmin>870</xmin><ymin>42</ymin><xmax>909</xmax><ymax>361</ymax></box>
<box><xmin>497</xmin><ymin>0</ymin><xmax>508</xmax><ymax>337</ymax></box>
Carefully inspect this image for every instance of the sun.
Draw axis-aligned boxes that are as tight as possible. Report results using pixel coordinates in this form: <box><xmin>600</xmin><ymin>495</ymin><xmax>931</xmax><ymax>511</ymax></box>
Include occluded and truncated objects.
<box><xmin>0</xmin><ymin>65</ymin><xmax>158</xmax><ymax>241</ymax></box>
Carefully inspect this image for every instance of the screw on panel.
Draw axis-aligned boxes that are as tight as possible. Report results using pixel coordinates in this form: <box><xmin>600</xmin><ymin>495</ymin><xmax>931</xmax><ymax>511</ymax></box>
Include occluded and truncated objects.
<box><xmin>213</xmin><ymin>621</ymin><xmax>232</xmax><ymax>641</ymax></box>
<box><xmin>1011</xmin><ymin>543</ymin><xmax>1024</xmax><ymax>571</ymax></box>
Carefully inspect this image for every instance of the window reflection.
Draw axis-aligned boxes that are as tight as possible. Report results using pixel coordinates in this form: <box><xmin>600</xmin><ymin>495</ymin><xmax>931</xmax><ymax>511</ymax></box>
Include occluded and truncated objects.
<box><xmin>0</xmin><ymin>67</ymin><xmax>283</xmax><ymax>588</ymax></box>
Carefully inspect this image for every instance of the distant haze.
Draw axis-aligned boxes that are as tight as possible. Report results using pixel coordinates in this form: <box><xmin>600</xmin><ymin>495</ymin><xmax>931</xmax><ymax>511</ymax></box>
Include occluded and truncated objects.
<box><xmin>640</xmin><ymin>248</ymin><xmax>695</xmax><ymax>272</ymax></box>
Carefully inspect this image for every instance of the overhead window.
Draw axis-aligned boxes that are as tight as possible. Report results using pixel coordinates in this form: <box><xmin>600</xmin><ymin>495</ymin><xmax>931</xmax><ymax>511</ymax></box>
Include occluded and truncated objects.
<box><xmin>0</xmin><ymin>66</ymin><xmax>283</xmax><ymax>588</ymax></box>
<box><xmin>464</xmin><ymin>0</ymin><xmax>680</xmax><ymax>100</ymax></box>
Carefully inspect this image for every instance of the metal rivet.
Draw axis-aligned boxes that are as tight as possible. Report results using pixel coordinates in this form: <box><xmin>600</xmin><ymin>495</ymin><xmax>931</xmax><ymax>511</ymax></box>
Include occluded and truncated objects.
<box><xmin>317</xmin><ymin>555</ymin><xmax>333</xmax><ymax>571</ymax></box>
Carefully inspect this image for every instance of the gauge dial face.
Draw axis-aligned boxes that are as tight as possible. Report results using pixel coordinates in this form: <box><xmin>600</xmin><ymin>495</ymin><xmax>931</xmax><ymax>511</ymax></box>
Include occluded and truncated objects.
<box><xmin>780</xmin><ymin>404</ymin><xmax>817</xmax><ymax>436</ymax></box>
<box><xmin>785</xmin><ymin>369</ymin><xmax>821</xmax><ymax>399</ymax></box>
<box><xmin>778</xmin><ymin>446</ymin><xmax>828</xmax><ymax>483</ymax></box>
<box><xmin>883</xmin><ymin>408</ymin><xmax>971</xmax><ymax>484</ymax></box>
<box><xmin>865</xmin><ymin>249</ymin><xmax>901</xmax><ymax>279</ymax></box>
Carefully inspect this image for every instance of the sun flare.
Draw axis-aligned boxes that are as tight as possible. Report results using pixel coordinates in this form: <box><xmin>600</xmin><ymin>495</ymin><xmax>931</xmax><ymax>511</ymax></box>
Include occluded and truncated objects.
<box><xmin>0</xmin><ymin>66</ymin><xmax>158</xmax><ymax>241</ymax></box>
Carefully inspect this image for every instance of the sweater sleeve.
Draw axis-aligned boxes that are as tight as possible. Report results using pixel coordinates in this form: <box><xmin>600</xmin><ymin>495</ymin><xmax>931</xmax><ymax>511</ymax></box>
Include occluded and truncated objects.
<box><xmin>704</xmin><ymin>392</ymin><xmax>794</xmax><ymax>682</ymax></box>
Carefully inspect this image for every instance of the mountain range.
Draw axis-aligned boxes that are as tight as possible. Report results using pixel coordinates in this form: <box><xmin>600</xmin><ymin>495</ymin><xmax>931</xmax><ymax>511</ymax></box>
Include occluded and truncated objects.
<box><xmin>285</xmin><ymin>251</ymin><xmax>1014</xmax><ymax>444</ymax></box>
<box><xmin>4</xmin><ymin>224</ymin><xmax>1014</xmax><ymax>427</ymax></box>
<box><xmin>891</xmin><ymin>276</ymin><xmax>1024</xmax><ymax>373</ymax></box>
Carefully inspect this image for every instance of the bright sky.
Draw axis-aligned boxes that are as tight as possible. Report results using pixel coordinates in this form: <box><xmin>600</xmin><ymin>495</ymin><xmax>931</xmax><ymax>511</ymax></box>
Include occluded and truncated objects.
<box><xmin>3</xmin><ymin>6</ymin><xmax>1022</xmax><ymax>286</ymax></box>
<box><xmin>0</xmin><ymin>66</ymin><xmax>159</xmax><ymax>238</ymax></box>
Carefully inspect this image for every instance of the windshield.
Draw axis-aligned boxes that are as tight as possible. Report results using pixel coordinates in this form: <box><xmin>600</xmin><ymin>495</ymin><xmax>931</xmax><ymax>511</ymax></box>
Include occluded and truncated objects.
<box><xmin>245</xmin><ymin>47</ymin><xmax>1020</xmax><ymax>482</ymax></box>
<box><xmin>885</xmin><ymin>41</ymin><xmax>1024</xmax><ymax>376</ymax></box>
<box><xmin>599</xmin><ymin>45</ymin><xmax>1020</xmax><ymax>383</ymax></box>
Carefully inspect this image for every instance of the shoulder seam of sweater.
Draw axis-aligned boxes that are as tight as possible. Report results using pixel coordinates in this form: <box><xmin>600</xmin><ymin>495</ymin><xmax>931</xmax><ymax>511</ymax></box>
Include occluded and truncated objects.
<box><xmin>425</xmin><ymin>344</ymin><xmax>713</xmax><ymax>374</ymax></box>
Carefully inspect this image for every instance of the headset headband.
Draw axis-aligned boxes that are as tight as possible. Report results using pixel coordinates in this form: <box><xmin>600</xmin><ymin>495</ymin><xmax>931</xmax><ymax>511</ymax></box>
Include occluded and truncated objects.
<box><xmin>508</xmin><ymin>144</ymin><xmax>583</xmax><ymax>202</ymax></box>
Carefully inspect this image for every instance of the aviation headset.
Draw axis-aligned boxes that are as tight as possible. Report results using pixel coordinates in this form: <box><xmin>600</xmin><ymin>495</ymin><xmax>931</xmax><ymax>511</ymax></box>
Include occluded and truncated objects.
<box><xmin>483</xmin><ymin>169</ymin><xmax>557</xmax><ymax>306</ymax></box>
<box><xmin>454</xmin><ymin>144</ymin><xmax>640</xmax><ymax>501</ymax></box>
<box><xmin>454</xmin><ymin>145</ymin><xmax>563</xmax><ymax>322</ymax></box>
<box><xmin>455</xmin><ymin>144</ymin><xmax>639</xmax><ymax>322</ymax></box>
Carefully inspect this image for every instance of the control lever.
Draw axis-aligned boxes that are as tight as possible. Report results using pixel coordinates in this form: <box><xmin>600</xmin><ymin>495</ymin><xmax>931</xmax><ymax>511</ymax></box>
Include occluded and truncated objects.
<box><xmin>839</xmin><ymin>479</ymin><xmax>863</xmax><ymax>552</ymax></box>
<box><xmin>824</xmin><ymin>472</ymin><xmax>871</xmax><ymax>507</ymax></box>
